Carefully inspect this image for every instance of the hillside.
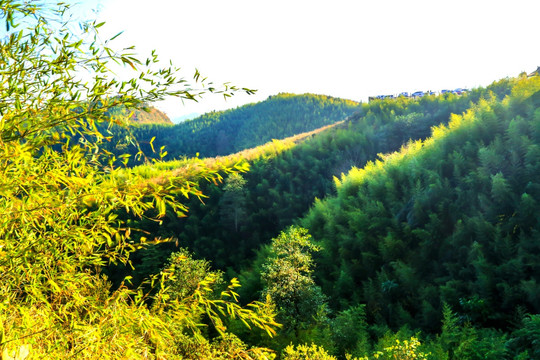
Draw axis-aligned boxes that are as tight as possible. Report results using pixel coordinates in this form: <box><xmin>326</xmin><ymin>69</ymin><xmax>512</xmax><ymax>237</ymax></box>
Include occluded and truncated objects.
<box><xmin>14</xmin><ymin>67</ymin><xmax>540</xmax><ymax>359</ymax></box>
<box><xmin>295</xmin><ymin>75</ymin><xmax>540</xmax><ymax>347</ymax></box>
<box><xmin>11</xmin><ymin>2</ymin><xmax>540</xmax><ymax>358</ymax></box>
<box><xmin>115</xmin><ymin>78</ymin><xmax>510</xmax><ymax>282</ymax></box>
<box><xmin>105</xmin><ymin>104</ymin><xmax>173</xmax><ymax>125</ymax></box>
<box><xmin>119</xmin><ymin>75</ymin><xmax>540</xmax><ymax>358</ymax></box>
<box><xmin>130</xmin><ymin>106</ymin><xmax>172</xmax><ymax>125</ymax></box>
<box><xmin>107</xmin><ymin>93</ymin><xmax>360</xmax><ymax>164</ymax></box>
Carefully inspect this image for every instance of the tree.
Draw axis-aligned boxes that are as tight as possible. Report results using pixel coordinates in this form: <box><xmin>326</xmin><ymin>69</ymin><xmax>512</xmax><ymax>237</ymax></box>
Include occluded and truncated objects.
<box><xmin>261</xmin><ymin>226</ymin><xmax>327</xmax><ymax>343</ymax></box>
<box><xmin>157</xmin><ymin>249</ymin><xmax>280</xmax><ymax>359</ymax></box>
<box><xmin>0</xmin><ymin>1</ymin><xmax>276</xmax><ymax>358</ymax></box>
<box><xmin>220</xmin><ymin>173</ymin><xmax>248</xmax><ymax>232</ymax></box>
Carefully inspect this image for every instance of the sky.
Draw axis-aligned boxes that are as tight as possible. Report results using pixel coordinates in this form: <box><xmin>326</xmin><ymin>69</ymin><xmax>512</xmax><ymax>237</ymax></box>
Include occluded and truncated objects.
<box><xmin>73</xmin><ymin>0</ymin><xmax>540</xmax><ymax>122</ymax></box>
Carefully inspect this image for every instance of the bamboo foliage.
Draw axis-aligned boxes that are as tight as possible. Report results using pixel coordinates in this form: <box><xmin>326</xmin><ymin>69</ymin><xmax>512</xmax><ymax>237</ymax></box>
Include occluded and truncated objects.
<box><xmin>0</xmin><ymin>1</ymin><xmax>277</xmax><ymax>358</ymax></box>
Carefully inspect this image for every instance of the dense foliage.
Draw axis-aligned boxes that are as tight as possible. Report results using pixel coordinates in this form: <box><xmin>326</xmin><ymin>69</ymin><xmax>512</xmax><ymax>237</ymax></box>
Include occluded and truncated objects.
<box><xmin>298</xmin><ymin>75</ymin><xmax>540</xmax><ymax>357</ymax></box>
<box><xmin>103</xmin><ymin>93</ymin><xmax>360</xmax><ymax>164</ymax></box>
<box><xmin>0</xmin><ymin>2</ymin><xmax>278</xmax><ymax>359</ymax></box>
<box><xmin>123</xmin><ymin>79</ymin><xmax>511</xmax><ymax>278</ymax></box>
<box><xmin>3</xmin><ymin>1</ymin><xmax>540</xmax><ymax>359</ymax></box>
<box><xmin>122</xmin><ymin>75</ymin><xmax>540</xmax><ymax>359</ymax></box>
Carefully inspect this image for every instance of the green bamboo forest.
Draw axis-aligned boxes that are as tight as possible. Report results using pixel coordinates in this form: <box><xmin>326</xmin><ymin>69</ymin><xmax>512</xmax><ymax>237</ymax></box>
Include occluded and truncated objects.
<box><xmin>2</xmin><ymin>2</ymin><xmax>540</xmax><ymax>359</ymax></box>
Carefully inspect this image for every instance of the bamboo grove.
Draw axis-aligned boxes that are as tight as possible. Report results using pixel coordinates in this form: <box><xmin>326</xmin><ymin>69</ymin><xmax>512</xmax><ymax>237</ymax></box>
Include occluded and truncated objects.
<box><xmin>2</xmin><ymin>1</ymin><xmax>540</xmax><ymax>359</ymax></box>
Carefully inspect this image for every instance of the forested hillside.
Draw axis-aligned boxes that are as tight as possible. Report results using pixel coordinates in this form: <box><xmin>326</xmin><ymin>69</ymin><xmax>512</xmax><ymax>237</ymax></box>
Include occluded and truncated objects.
<box><xmin>116</xmin><ymin>75</ymin><xmax>540</xmax><ymax>359</ymax></box>
<box><xmin>120</xmin><ymin>78</ymin><xmax>511</xmax><ymax>279</ymax></box>
<box><xmin>294</xmin><ymin>75</ymin><xmax>540</xmax><ymax>357</ymax></box>
<box><xmin>4</xmin><ymin>2</ymin><xmax>540</xmax><ymax>358</ymax></box>
<box><xmin>105</xmin><ymin>93</ymin><xmax>360</xmax><ymax>163</ymax></box>
<box><xmin>304</xmin><ymin>76</ymin><xmax>540</xmax><ymax>325</ymax></box>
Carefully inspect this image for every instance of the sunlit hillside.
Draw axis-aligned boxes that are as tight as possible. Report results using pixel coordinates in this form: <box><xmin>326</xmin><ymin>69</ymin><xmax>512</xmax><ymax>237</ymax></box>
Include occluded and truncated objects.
<box><xmin>3</xmin><ymin>1</ymin><xmax>540</xmax><ymax>358</ymax></box>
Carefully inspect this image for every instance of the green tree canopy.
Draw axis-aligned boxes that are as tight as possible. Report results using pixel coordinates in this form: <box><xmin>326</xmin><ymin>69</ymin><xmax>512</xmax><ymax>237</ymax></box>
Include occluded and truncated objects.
<box><xmin>261</xmin><ymin>227</ymin><xmax>327</xmax><ymax>342</ymax></box>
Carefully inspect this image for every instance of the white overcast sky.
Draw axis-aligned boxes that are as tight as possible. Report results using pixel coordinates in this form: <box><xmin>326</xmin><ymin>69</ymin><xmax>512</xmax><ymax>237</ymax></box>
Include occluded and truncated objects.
<box><xmin>74</xmin><ymin>0</ymin><xmax>540</xmax><ymax>121</ymax></box>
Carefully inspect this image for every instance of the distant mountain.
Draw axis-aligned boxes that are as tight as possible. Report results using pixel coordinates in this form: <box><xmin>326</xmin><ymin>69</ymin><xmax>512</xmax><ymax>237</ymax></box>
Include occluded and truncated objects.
<box><xmin>129</xmin><ymin>106</ymin><xmax>172</xmax><ymax>125</ymax></box>
<box><xmin>172</xmin><ymin>112</ymin><xmax>200</xmax><ymax>123</ymax></box>
<box><xmin>111</xmin><ymin>93</ymin><xmax>361</xmax><ymax>163</ymax></box>
<box><xmin>105</xmin><ymin>104</ymin><xmax>173</xmax><ymax>125</ymax></box>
